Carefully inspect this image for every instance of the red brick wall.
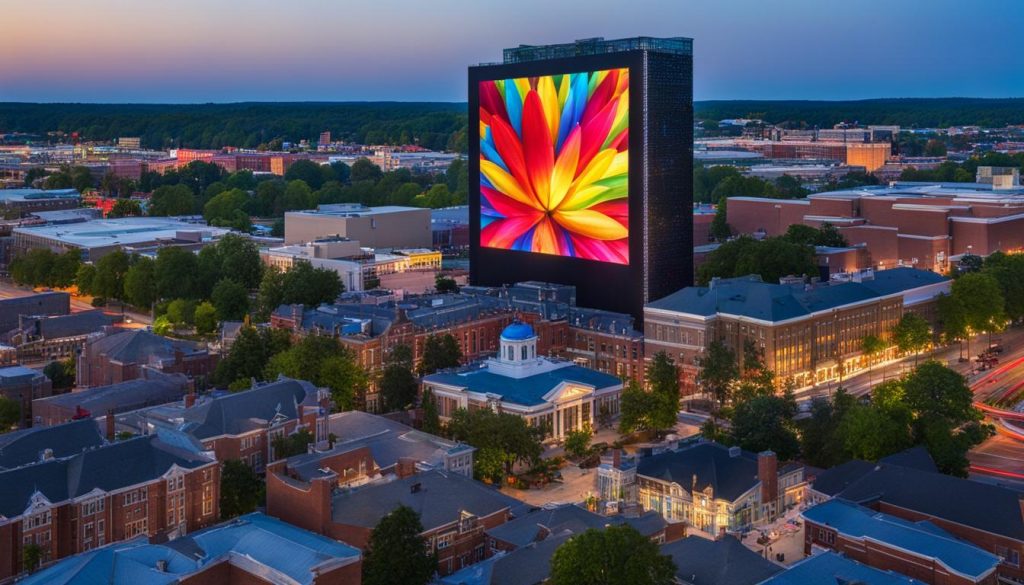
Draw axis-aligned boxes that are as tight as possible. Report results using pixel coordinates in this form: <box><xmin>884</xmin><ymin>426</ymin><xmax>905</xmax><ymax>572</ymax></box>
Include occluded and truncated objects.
<box><xmin>265</xmin><ymin>462</ymin><xmax>334</xmax><ymax>536</ymax></box>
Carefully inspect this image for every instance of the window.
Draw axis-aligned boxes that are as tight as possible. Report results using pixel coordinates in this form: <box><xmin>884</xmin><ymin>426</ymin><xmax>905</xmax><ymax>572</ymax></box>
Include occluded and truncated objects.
<box><xmin>125</xmin><ymin>518</ymin><xmax>148</xmax><ymax>538</ymax></box>
<box><xmin>25</xmin><ymin>510</ymin><xmax>51</xmax><ymax>529</ymax></box>
<box><xmin>436</xmin><ymin>532</ymin><xmax>454</xmax><ymax>549</ymax></box>
<box><xmin>167</xmin><ymin>476</ymin><xmax>184</xmax><ymax>492</ymax></box>
<box><xmin>80</xmin><ymin>498</ymin><xmax>105</xmax><ymax>516</ymax></box>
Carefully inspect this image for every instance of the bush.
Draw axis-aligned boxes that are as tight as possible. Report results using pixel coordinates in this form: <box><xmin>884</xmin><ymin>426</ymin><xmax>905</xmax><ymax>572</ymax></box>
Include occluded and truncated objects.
<box><xmin>91</xmin><ymin>296</ymin><xmax>107</xmax><ymax>307</ymax></box>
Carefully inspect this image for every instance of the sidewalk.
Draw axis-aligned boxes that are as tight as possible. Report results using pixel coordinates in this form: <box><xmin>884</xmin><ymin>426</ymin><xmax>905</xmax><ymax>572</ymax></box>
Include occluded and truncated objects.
<box><xmin>739</xmin><ymin>505</ymin><xmax>808</xmax><ymax>567</ymax></box>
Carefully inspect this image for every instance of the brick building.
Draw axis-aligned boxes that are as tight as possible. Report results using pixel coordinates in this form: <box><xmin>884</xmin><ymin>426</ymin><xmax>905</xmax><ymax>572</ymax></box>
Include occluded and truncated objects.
<box><xmin>266</xmin><ymin>468</ymin><xmax>521</xmax><ymax>576</ymax></box>
<box><xmin>644</xmin><ymin>268</ymin><xmax>950</xmax><ymax>393</ymax></box>
<box><xmin>803</xmin><ymin>499</ymin><xmax>1000</xmax><ymax>585</ymax></box>
<box><xmin>117</xmin><ymin>377</ymin><xmax>330</xmax><ymax>472</ymax></box>
<box><xmin>727</xmin><ymin>178</ymin><xmax>1024</xmax><ymax>274</ymax></box>
<box><xmin>624</xmin><ymin>442</ymin><xmax>805</xmax><ymax>536</ymax></box>
<box><xmin>11</xmin><ymin>310</ymin><xmax>116</xmax><ymax>362</ymax></box>
<box><xmin>76</xmin><ymin>329</ymin><xmax>219</xmax><ymax>389</ymax></box>
<box><xmin>0</xmin><ymin>365</ymin><xmax>53</xmax><ymax>428</ymax></box>
<box><xmin>16</xmin><ymin>513</ymin><xmax>362</xmax><ymax>585</ymax></box>
<box><xmin>811</xmin><ymin>454</ymin><xmax>1024</xmax><ymax>581</ymax></box>
<box><xmin>31</xmin><ymin>369</ymin><xmax>189</xmax><ymax>427</ymax></box>
<box><xmin>0</xmin><ymin>423</ymin><xmax>219</xmax><ymax>580</ymax></box>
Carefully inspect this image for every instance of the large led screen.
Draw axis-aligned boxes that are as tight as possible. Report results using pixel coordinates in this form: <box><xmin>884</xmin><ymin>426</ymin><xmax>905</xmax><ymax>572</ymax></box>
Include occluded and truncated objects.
<box><xmin>478</xmin><ymin>68</ymin><xmax>630</xmax><ymax>265</ymax></box>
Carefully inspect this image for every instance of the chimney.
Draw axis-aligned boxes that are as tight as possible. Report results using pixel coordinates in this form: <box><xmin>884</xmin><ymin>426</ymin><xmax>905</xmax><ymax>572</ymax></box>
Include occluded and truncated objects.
<box><xmin>184</xmin><ymin>390</ymin><xmax>196</xmax><ymax>409</ymax></box>
<box><xmin>613</xmin><ymin>449</ymin><xmax>622</xmax><ymax>469</ymax></box>
<box><xmin>397</xmin><ymin>457</ymin><xmax>417</xmax><ymax>479</ymax></box>
<box><xmin>106</xmin><ymin>409</ymin><xmax>115</xmax><ymax>441</ymax></box>
<box><xmin>758</xmin><ymin>451</ymin><xmax>778</xmax><ymax>507</ymax></box>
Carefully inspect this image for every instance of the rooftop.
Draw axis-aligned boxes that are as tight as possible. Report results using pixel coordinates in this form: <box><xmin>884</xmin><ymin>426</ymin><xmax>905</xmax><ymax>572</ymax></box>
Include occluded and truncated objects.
<box><xmin>439</xmin><ymin>531</ymin><xmax>570</xmax><ymax>585</ymax></box>
<box><xmin>661</xmin><ymin>535</ymin><xmax>782</xmax><ymax>585</ymax></box>
<box><xmin>87</xmin><ymin>329</ymin><xmax>207</xmax><ymax>365</ymax></box>
<box><xmin>33</xmin><ymin>370</ymin><xmax>188</xmax><ymax>419</ymax></box>
<box><xmin>486</xmin><ymin>503</ymin><xmax>665</xmax><ymax>548</ymax></box>
<box><xmin>17</xmin><ymin>512</ymin><xmax>361</xmax><ymax>585</ymax></box>
<box><xmin>646</xmin><ymin>268</ymin><xmax>949</xmax><ymax>323</ymax></box>
<box><xmin>635</xmin><ymin>442</ymin><xmax>778</xmax><ymax>502</ymax></box>
<box><xmin>762</xmin><ymin>551</ymin><xmax>920</xmax><ymax>585</ymax></box>
<box><xmin>0</xmin><ymin>188</ymin><xmax>80</xmax><ymax>203</ymax></box>
<box><xmin>287</xmin><ymin>203</ymin><xmax>427</xmax><ymax>218</ymax></box>
<box><xmin>803</xmin><ymin>499</ymin><xmax>1000</xmax><ymax>579</ymax></box>
<box><xmin>424</xmin><ymin>363</ymin><xmax>621</xmax><ymax>407</ymax></box>
<box><xmin>501</xmin><ymin>36</ymin><xmax>693</xmax><ymax>63</ymax></box>
<box><xmin>0</xmin><ymin>419</ymin><xmax>105</xmax><ymax>471</ymax></box>
<box><xmin>12</xmin><ymin>216</ymin><xmax>232</xmax><ymax>249</ymax></box>
<box><xmin>331</xmin><ymin>469</ymin><xmax>522</xmax><ymax>530</ymax></box>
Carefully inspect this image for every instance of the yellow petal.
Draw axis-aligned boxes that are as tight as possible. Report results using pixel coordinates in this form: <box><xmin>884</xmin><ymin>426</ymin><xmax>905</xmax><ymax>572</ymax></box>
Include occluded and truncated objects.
<box><xmin>553</xmin><ymin>209</ymin><xmax>629</xmax><ymax>241</ymax></box>
<box><xmin>602</xmin><ymin>151</ymin><xmax>629</xmax><ymax>181</ymax></box>
<box><xmin>557</xmin><ymin>75</ymin><xmax>571</xmax><ymax>111</ymax></box>
<box><xmin>559</xmin><ymin>150</ymin><xmax>616</xmax><ymax>209</ymax></box>
<box><xmin>548</xmin><ymin>128</ymin><xmax>580</xmax><ymax>210</ymax></box>
<box><xmin>537</xmin><ymin>76</ymin><xmax>559</xmax><ymax>146</ymax></box>
<box><xmin>514</xmin><ymin>78</ymin><xmax>531</xmax><ymax>104</ymax></box>
<box><xmin>480</xmin><ymin>160</ymin><xmax>538</xmax><ymax>209</ymax></box>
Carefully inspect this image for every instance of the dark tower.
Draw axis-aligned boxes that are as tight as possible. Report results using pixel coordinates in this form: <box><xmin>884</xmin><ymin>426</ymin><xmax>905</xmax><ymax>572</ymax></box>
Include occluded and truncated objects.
<box><xmin>469</xmin><ymin>37</ymin><xmax>693</xmax><ymax>324</ymax></box>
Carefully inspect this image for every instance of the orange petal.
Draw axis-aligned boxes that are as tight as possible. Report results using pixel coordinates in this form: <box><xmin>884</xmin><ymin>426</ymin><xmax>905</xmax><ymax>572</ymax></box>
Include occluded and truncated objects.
<box><xmin>553</xmin><ymin>209</ymin><xmax>629</xmax><ymax>241</ymax></box>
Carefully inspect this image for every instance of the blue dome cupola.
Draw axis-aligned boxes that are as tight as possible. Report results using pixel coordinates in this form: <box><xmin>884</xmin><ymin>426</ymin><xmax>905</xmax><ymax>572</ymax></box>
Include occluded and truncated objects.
<box><xmin>499</xmin><ymin>320</ymin><xmax>537</xmax><ymax>364</ymax></box>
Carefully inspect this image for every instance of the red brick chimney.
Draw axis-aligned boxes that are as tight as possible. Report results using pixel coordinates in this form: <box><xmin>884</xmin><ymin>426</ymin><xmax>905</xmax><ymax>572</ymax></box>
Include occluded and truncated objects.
<box><xmin>396</xmin><ymin>457</ymin><xmax>417</xmax><ymax>478</ymax></box>
<box><xmin>106</xmin><ymin>409</ymin><xmax>115</xmax><ymax>441</ymax></box>
<box><xmin>184</xmin><ymin>391</ymin><xmax>196</xmax><ymax>409</ymax></box>
<box><xmin>758</xmin><ymin>451</ymin><xmax>778</xmax><ymax>506</ymax></box>
<box><xmin>612</xmin><ymin>449</ymin><xmax>622</xmax><ymax>468</ymax></box>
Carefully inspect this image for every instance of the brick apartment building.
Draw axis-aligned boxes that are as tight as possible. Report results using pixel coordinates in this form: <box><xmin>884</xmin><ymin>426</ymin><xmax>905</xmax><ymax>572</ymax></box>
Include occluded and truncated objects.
<box><xmin>803</xmin><ymin>499</ymin><xmax>1000</xmax><ymax>585</ymax></box>
<box><xmin>0</xmin><ymin>421</ymin><xmax>220</xmax><ymax>580</ymax></box>
<box><xmin>266</xmin><ymin>468</ymin><xmax>521</xmax><ymax>576</ymax></box>
<box><xmin>117</xmin><ymin>377</ymin><xmax>330</xmax><ymax>472</ymax></box>
<box><xmin>0</xmin><ymin>365</ymin><xmax>53</xmax><ymax>428</ymax></box>
<box><xmin>811</xmin><ymin>451</ymin><xmax>1024</xmax><ymax>582</ymax></box>
<box><xmin>17</xmin><ymin>513</ymin><xmax>362</xmax><ymax>585</ymax></box>
<box><xmin>644</xmin><ymin>268</ymin><xmax>950</xmax><ymax>392</ymax></box>
<box><xmin>727</xmin><ymin>175</ymin><xmax>1024</xmax><ymax>274</ymax></box>
<box><xmin>76</xmin><ymin>329</ymin><xmax>219</xmax><ymax>389</ymax></box>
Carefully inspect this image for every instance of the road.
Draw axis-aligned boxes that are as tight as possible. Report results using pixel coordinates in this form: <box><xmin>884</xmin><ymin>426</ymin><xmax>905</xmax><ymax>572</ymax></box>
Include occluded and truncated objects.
<box><xmin>962</xmin><ymin>327</ymin><xmax>1024</xmax><ymax>480</ymax></box>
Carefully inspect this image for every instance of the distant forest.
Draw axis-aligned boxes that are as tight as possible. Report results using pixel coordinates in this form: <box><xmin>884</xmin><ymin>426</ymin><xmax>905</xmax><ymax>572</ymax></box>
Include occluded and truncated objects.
<box><xmin>1</xmin><ymin>98</ymin><xmax>1022</xmax><ymax>152</ymax></box>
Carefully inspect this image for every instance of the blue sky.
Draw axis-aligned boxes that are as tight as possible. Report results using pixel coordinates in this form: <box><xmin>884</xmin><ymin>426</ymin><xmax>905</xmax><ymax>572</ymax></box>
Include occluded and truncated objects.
<box><xmin>1</xmin><ymin>0</ymin><xmax>1022</xmax><ymax>102</ymax></box>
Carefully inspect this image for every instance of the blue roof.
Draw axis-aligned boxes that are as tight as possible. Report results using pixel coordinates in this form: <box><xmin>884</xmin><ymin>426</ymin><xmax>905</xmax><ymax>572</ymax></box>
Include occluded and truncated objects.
<box><xmin>18</xmin><ymin>513</ymin><xmax>360</xmax><ymax>585</ymax></box>
<box><xmin>425</xmin><ymin>365</ymin><xmax>621</xmax><ymax>407</ymax></box>
<box><xmin>802</xmin><ymin>500</ymin><xmax>1000</xmax><ymax>579</ymax></box>
<box><xmin>763</xmin><ymin>552</ymin><xmax>922</xmax><ymax>585</ymax></box>
<box><xmin>647</xmin><ymin>268</ymin><xmax>949</xmax><ymax>323</ymax></box>
<box><xmin>500</xmin><ymin>321</ymin><xmax>535</xmax><ymax>341</ymax></box>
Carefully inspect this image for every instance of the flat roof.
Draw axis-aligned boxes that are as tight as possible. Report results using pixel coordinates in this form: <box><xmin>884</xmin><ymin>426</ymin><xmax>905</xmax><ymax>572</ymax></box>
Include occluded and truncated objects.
<box><xmin>13</xmin><ymin>217</ymin><xmax>232</xmax><ymax>249</ymax></box>
<box><xmin>288</xmin><ymin>204</ymin><xmax>427</xmax><ymax>218</ymax></box>
<box><xmin>0</xmin><ymin>188</ymin><xmax>80</xmax><ymax>202</ymax></box>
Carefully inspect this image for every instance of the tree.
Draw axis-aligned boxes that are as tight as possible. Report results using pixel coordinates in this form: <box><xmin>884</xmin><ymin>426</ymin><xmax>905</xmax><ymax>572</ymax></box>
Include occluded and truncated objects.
<box><xmin>421</xmin><ymin>388</ymin><xmax>441</xmax><ymax>435</ymax></box>
<box><xmin>618</xmin><ymin>380</ymin><xmax>661</xmax><ymax>435</ymax></box>
<box><xmin>149</xmin><ymin>184</ymin><xmax>196</xmax><ymax>216</ymax></box>
<box><xmin>194</xmin><ymin>301</ymin><xmax>218</xmax><ymax>335</ymax></box>
<box><xmin>123</xmin><ymin>256</ymin><xmax>157</xmax><ymax>308</ymax></box>
<box><xmin>75</xmin><ymin>263</ymin><xmax>97</xmax><ymax>295</ymax></box>
<box><xmin>43</xmin><ymin>358</ymin><xmax>76</xmax><ymax>390</ymax></box>
<box><xmin>51</xmin><ymin>250</ymin><xmax>81</xmax><ymax>288</ymax></box>
<box><xmin>362</xmin><ymin>505</ymin><xmax>436</xmax><ymax>585</ymax></box>
<box><xmin>165</xmin><ymin>298</ymin><xmax>196</xmax><ymax>327</ymax></box>
<box><xmin>22</xmin><ymin>543</ymin><xmax>43</xmax><ymax>574</ymax></box>
<box><xmin>564</xmin><ymin>424</ymin><xmax>593</xmax><ymax>459</ymax></box>
<box><xmin>284</xmin><ymin>159</ymin><xmax>328</xmax><ymax>190</ymax></box>
<box><xmin>271</xmin><ymin>428</ymin><xmax>314</xmax><ymax>459</ymax></box>
<box><xmin>214</xmin><ymin>326</ymin><xmax>292</xmax><ymax>388</ymax></box>
<box><xmin>435</xmin><ymin>274</ymin><xmax>458</xmax><ymax>293</ymax></box>
<box><xmin>265</xmin><ymin>335</ymin><xmax>367</xmax><ymax>410</ymax></box>
<box><xmin>380</xmin><ymin>345</ymin><xmax>419</xmax><ymax>412</ymax></box>
<box><xmin>448</xmin><ymin>408</ymin><xmax>542</xmax><ymax>480</ymax></box>
<box><xmin>548</xmin><ymin>525</ymin><xmax>676</xmax><ymax>585</ymax></box>
<box><xmin>983</xmin><ymin>252</ymin><xmax>1024</xmax><ymax>322</ymax></box>
<box><xmin>152</xmin><ymin>315</ymin><xmax>173</xmax><ymax>336</ymax></box>
<box><xmin>154</xmin><ymin>246</ymin><xmax>198</xmax><ymax>301</ymax></box>
<box><xmin>892</xmin><ymin>313</ymin><xmax>931</xmax><ymax>364</ymax></box>
<box><xmin>211</xmin><ymin>278</ymin><xmax>250</xmax><ymax>321</ymax></box>
<box><xmin>952</xmin><ymin>272</ymin><xmax>1006</xmax><ymax>345</ymax></box>
<box><xmin>0</xmin><ymin>395</ymin><xmax>19</xmax><ymax>432</ymax></box>
<box><xmin>696</xmin><ymin>235</ymin><xmax>816</xmax><ymax>286</ymax></box>
<box><xmin>418</xmin><ymin>334</ymin><xmax>462</xmax><ymax>375</ymax></box>
<box><xmin>646</xmin><ymin>352</ymin><xmax>681</xmax><ymax>431</ymax></box>
<box><xmin>107</xmin><ymin>199</ymin><xmax>142</xmax><ymax>218</ymax></box>
<box><xmin>710</xmin><ymin>198</ymin><xmax>731</xmax><ymax>241</ymax></box>
<box><xmin>92</xmin><ymin>249</ymin><xmax>131</xmax><ymax>300</ymax></box>
<box><xmin>799</xmin><ymin>388</ymin><xmax>856</xmax><ymax>468</ymax></box>
<box><xmin>351</xmin><ymin>158</ymin><xmax>384</xmax><ymax>183</ymax></box>
<box><xmin>838</xmin><ymin>402</ymin><xmax>913</xmax><ymax>461</ymax></box>
<box><xmin>730</xmin><ymin>392</ymin><xmax>800</xmax><ymax>461</ymax></box>
<box><xmin>203</xmin><ymin>188</ymin><xmax>250</xmax><ymax>226</ymax></box>
<box><xmin>220</xmin><ymin>459</ymin><xmax>264</xmax><ymax>519</ymax></box>
<box><xmin>860</xmin><ymin>334</ymin><xmax>886</xmax><ymax>384</ymax></box>
<box><xmin>279</xmin><ymin>261</ymin><xmax>343</xmax><ymax>308</ymax></box>
<box><xmin>281</xmin><ymin>180</ymin><xmax>316</xmax><ymax>213</ymax></box>
<box><xmin>700</xmin><ymin>341</ymin><xmax>739</xmax><ymax>411</ymax></box>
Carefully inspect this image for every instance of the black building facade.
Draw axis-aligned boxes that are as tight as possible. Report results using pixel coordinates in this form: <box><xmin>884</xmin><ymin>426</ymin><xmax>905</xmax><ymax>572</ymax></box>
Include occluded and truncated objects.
<box><xmin>469</xmin><ymin>37</ymin><xmax>693</xmax><ymax>325</ymax></box>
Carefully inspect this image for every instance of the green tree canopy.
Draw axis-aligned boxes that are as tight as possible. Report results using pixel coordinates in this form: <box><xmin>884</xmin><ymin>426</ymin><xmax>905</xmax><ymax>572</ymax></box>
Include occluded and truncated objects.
<box><xmin>362</xmin><ymin>505</ymin><xmax>436</xmax><ymax>585</ymax></box>
<box><xmin>154</xmin><ymin>246</ymin><xmax>198</xmax><ymax>300</ymax></box>
<box><xmin>700</xmin><ymin>341</ymin><xmax>739</xmax><ymax>411</ymax></box>
<box><xmin>194</xmin><ymin>301</ymin><xmax>218</xmax><ymax>335</ymax></box>
<box><xmin>149</xmin><ymin>184</ymin><xmax>196</xmax><ymax>216</ymax></box>
<box><xmin>448</xmin><ymin>408</ymin><xmax>543</xmax><ymax>481</ymax></box>
<box><xmin>214</xmin><ymin>325</ymin><xmax>292</xmax><ymax>388</ymax></box>
<box><xmin>548</xmin><ymin>525</ymin><xmax>677</xmax><ymax>585</ymax></box>
<box><xmin>220</xmin><ymin>459</ymin><xmax>264</xmax><ymax>519</ymax></box>
<box><xmin>418</xmin><ymin>334</ymin><xmax>462</xmax><ymax>375</ymax></box>
<box><xmin>211</xmin><ymin>278</ymin><xmax>250</xmax><ymax>321</ymax></box>
<box><xmin>730</xmin><ymin>391</ymin><xmax>800</xmax><ymax>461</ymax></box>
<box><xmin>123</xmin><ymin>255</ymin><xmax>157</xmax><ymax>308</ymax></box>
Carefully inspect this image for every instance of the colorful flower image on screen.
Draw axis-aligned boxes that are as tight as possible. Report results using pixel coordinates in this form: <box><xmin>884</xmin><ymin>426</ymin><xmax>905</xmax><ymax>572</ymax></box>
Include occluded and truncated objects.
<box><xmin>479</xmin><ymin>68</ymin><xmax>629</xmax><ymax>265</ymax></box>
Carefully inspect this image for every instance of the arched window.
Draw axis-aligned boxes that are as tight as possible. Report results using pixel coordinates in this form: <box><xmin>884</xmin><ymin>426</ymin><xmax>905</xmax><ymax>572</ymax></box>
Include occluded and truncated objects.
<box><xmin>521</xmin><ymin>346</ymin><xmax>527</xmax><ymax>360</ymax></box>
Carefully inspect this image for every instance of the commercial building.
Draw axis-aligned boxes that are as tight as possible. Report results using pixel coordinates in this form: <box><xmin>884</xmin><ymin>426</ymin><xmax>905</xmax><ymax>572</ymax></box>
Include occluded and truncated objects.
<box><xmin>267</xmin><ymin>468</ymin><xmax>522</xmax><ymax>576</ymax></box>
<box><xmin>803</xmin><ymin>499</ymin><xmax>1000</xmax><ymax>585</ymax></box>
<box><xmin>16</xmin><ymin>512</ymin><xmax>361</xmax><ymax>585</ymax></box>
<box><xmin>728</xmin><ymin>174</ymin><xmax>1024</xmax><ymax>273</ymax></box>
<box><xmin>0</xmin><ymin>188</ymin><xmax>80</xmax><ymax>219</ymax></box>
<box><xmin>628</xmin><ymin>442</ymin><xmax>805</xmax><ymax>536</ymax></box>
<box><xmin>11</xmin><ymin>217</ymin><xmax>233</xmax><ymax>262</ymax></box>
<box><xmin>470</xmin><ymin>37</ymin><xmax>694</xmax><ymax>323</ymax></box>
<box><xmin>0</xmin><ymin>291</ymin><xmax>70</xmax><ymax>337</ymax></box>
<box><xmin>706</xmin><ymin>138</ymin><xmax>892</xmax><ymax>172</ymax></box>
<box><xmin>811</xmin><ymin>452</ymin><xmax>1024</xmax><ymax>581</ymax></box>
<box><xmin>284</xmin><ymin>203</ymin><xmax>432</xmax><ymax>248</ymax></box>
<box><xmin>644</xmin><ymin>268</ymin><xmax>950</xmax><ymax>392</ymax></box>
<box><xmin>11</xmin><ymin>310</ymin><xmax>115</xmax><ymax>362</ymax></box>
<box><xmin>423</xmin><ymin>322</ymin><xmax>624</xmax><ymax>440</ymax></box>
<box><xmin>76</xmin><ymin>329</ymin><xmax>219</xmax><ymax>389</ymax></box>
<box><xmin>0</xmin><ymin>424</ymin><xmax>220</xmax><ymax>580</ymax></box>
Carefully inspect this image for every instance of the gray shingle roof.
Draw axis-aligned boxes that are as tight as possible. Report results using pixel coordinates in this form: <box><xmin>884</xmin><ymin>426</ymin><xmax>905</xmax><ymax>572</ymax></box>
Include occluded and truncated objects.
<box><xmin>0</xmin><ymin>435</ymin><xmax>212</xmax><ymax>519</ymax></box>
<box><xmin>646</xmin><ymin>268</ymin><xmax>949</xmax><ymax>323</ymax></box>
<box><xmin>486</xmin><ymin>504</ymin><xmax>666</xmax><ymax>549</ymax></box>
<box><xmin>636</xmin><ymin>442</ymin><xmax>766</xmax><ymax>502</ymax></box>
<box><xmin>878</xmin><ymin>445</ymin><xmax>938</xmax><ymax>473</ymax></box>
<box><xmin>26</xmin><ymin>310</ymin><xmax>115</xmax><ymax>340</ymax></box>
<box><xmin>810</xmin><ymin>460</ymin><xmax>877</xmax><ymax>498</ymax></box>
<box><xmin>87</xmin><ymin>329</ymin><xmax>206</xmax><ymax>364</ymax></box>
<box><xmin>663</xmin><ymin>535</ymin><xmax>782</xmax><ymax>585</ymax></box>
<box><xmin>331</xmin><ymin>469</ymin><xmax>520</xmax><ymax>530</ymax></box>
<box><xmin>179</xmin><ymin>378</ymin><xmax>319</xmax><ymax>439</ymax></box>
<box><xmin>33</xmin><ymin>371</ymin><xmax>188</xmax><ymax>420</ymax></box>
<box><xmin>0</xmin><ymin>419</ymin><xmax>105</xmax><ymax>471</ymax></box>
<box><xmin>440</xmin><ymin>531</ymin><xmax>570</xmax><ymax>585</ymax></box>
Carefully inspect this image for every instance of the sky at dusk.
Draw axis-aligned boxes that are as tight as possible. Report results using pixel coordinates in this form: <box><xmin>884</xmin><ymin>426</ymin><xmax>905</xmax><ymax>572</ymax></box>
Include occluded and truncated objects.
<box><xmin>3</xmin><ymin>0</ymin><xmax>1023</xmax><ymax>103</ymax></box>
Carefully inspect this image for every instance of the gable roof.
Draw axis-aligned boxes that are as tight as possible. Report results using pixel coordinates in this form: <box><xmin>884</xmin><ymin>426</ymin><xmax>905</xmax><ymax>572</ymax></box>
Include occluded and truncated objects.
<box><xmin>177</xmin><ymin>377</ymin><xmax>319</xmax><ymax>439</ymax></box>
<box><xmin>25</xmin><ymin>310</ymin><xmax>115</xmax><ymax>340</ymax></box>
<box><xmin>485</xmin><ymin>504</ymin><xmax>666</xmax><ymax>549</ymax></box>
<box><xmin>878</xmin><ymin>445</ymin><xmax>939</xmax><ymax>473</ymax></box>
<box><xmin>662</xmin><ymin>535</ymin><xmax>781</xmax><ymax>585</ymax></box>
<box><xmin>636</xmin><ymin>442</ymin><xmax>767</xmax><ymax>502</ymax></box>
<box><xmin>803</xmin><ymin>499</ymin><xmax>1000</xmax><ymax>579</ymax></box>
<box><xmin>33</xmin><ymin>371</ymin><xmax>189</xmax><ymax>420</ymax></box>
<box><xmin>424</xmin><ymin>365</ymin><xmax>621</xmax><ymax>407</ymax></box>
<box><xmin>0</xmin><ymin>435</ymin><xmax>213</xmax><ymax>519</ymax></box>
<box><xmin>87</xmin><ymin>329</ymin><xmax>206</xmax><ymax>364</ymax></box>
<box><xmin>330</xmin><ymin>469</ymin><xmax>521</xmax><ymax>530</ymax></box>
<box><xmin>810</xmin><ymin>459</ymin><xmax>876</xmax><ymax>497</ymax></box>
<box><xmin>0</xmin><ymin>419</ymin><xmax>105</xmax><ymax>471</ymax></box>
<box><xmin>439</xmin><ymin>531</ymin><xmax>571</xmax><ymax>585</ymax></box>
